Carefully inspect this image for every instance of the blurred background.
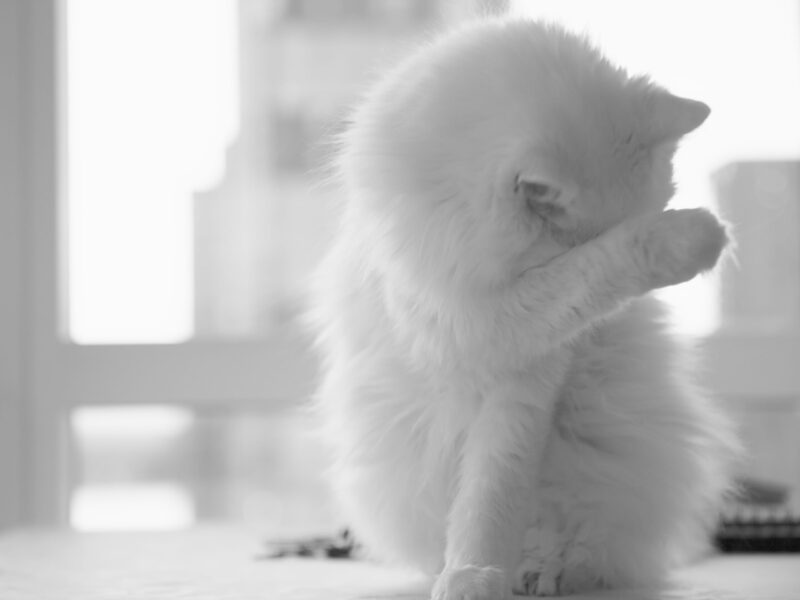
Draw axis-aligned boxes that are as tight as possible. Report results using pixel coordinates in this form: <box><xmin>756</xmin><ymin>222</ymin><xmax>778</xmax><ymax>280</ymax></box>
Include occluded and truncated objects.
<box><xmin>1</xmin><ymin>0</ymin><xmax>799</xmax><ymax>535</ymax></box>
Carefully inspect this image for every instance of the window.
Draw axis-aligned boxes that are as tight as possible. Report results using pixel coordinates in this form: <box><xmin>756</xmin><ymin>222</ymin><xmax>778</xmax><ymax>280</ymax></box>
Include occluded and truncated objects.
<box><xmin>66</xmin><ymin>0</ymin><xmax>437</xmax><ymax>344</ymax></box>
<box><xmin>49</xmin><ymin>0</ymin><xmax>451</xmax><ymax>530</ymax></box>
<box><xmin>3</xmin><ymin>0</ymin><xmax>799</xmax><ymax>530</ymax></box>
<box><xmin>69</xmin><ymin>405</ymin><xmax>334</xmax><ymax>533</ymax></box>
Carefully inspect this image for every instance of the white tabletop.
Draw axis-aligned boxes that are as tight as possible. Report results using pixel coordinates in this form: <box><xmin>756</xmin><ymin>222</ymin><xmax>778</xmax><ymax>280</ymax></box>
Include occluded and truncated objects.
<box><xmin>0</xmin><ymin>526</ymin><xmax>797</xmax><ymax>599</ymax></box>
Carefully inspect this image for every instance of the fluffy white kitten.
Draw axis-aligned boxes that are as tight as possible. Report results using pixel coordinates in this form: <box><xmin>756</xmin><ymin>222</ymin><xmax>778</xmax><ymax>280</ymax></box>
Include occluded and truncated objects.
<box><xmin>310</xmin><ymin>17</ymin><xmax>738</xmax><ymax>599</ymax></box>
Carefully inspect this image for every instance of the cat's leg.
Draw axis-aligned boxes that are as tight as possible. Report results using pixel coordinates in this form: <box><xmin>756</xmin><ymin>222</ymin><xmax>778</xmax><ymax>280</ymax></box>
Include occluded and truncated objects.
<box><xmin>513</xmin><ymin>483</ymin><xmax>626</xmax><ymax>597</ymax></box>
<box><xmin>432</xmin><ymin>374</ymin><xmax>565</xmax><ymax>600</ymax></box>
<box><xmin>503</xmin><ymin>208</ymin><xmax>727</xmax><ymax>355</ymax></box>
<box><xmin>332</xmin><ymin>403</ymin><xmax>452</xmax><ymax>574</ymax></box>
<box><xmin>518</xmin><ymin>478</ymin><xmax>692</xmax><ymax>596</ymax></box>
<box><xmin>335</xmin><ymin>458</ymin><xmax>449</xmax><ymax>574</ymax></box>
<box><xmin>511</xmin><ymin>458</ymin><xmax>660</xmax><ymax>596</ymax></box>
<box><xmin>512</xmin><ymin>336</ymin><xmax>736</xmax><ymax>596</ymax></box>
<box><xmin>321</xmin><ymin>356</ymin><xmax>457</xmax><ymax>574</ymax></box>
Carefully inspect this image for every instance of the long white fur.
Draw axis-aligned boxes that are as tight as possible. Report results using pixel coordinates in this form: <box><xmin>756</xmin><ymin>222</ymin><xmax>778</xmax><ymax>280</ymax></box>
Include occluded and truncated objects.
<box><xmin>310</xmin><ymin>17</ymin><xmax>739</xmax><ymax>599</ymax></box>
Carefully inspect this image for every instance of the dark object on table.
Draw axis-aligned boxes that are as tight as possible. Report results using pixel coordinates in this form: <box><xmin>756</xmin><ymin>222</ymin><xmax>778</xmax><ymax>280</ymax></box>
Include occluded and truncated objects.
<box><xmin>733</xmin><ymin>477</ymin><xmax>790</xmax><ymax>506</ymax></box>
<box><xmin>259</xmin><ymin>528</ymin><xmax>361</xmax><ymax>560</ymax></box>
<box><xmin>715</xmin><ymin>477</ymin><xmax>800</xmax><ymax>553</ymax></box>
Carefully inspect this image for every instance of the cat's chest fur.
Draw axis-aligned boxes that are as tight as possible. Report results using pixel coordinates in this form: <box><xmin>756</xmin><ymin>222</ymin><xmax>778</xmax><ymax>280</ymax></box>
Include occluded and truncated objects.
<box><xmin>373</xmin><ymin>279</ymin><xmax>579</xmax><ymax>469</ymax></box>
<box><xmin>383</xmin><ymin>273</ymin><xmax>576</xmax><ymax>385</ymax></box>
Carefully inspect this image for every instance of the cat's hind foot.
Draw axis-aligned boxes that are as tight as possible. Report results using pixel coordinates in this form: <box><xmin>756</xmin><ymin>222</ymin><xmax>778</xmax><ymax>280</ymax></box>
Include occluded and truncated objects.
<box><xmin>513</xmin><ymin>556</ymin><xmax>601</xmax><ymax>597</ymax></box>
<box><xmin>512</xmin><ymin>555</ymin><xmax>562</xmax><ymax>596</ymax></box>
<box><xmin>512</xmin><ymin>522</ymin><xmax>568</xmax><ymax>596</ymax></box>
<box><xmin>512</xmin><ymin>529</ymin><xmax>599</xmax><ymax>597</ymax></box>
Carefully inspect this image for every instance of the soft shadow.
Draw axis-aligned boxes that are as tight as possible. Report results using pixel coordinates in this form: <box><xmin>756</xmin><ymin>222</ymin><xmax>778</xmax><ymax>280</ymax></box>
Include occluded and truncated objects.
<box><xmin>354</xmin><ymin>584</ymin><xmax>745</xmax><ymax>600</ymax></box>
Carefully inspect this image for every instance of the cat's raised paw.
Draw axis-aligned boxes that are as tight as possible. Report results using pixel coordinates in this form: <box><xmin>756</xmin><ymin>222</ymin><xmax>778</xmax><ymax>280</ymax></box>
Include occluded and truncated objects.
<box><xmin>432</xmin><ymin>565</ymin><xmax>509</xmax><ymax>600</ymax></box>
<box><xmin>638</xmin><ymin>208</ymin><xmax>728</xmax><ymax>290</ymax></box>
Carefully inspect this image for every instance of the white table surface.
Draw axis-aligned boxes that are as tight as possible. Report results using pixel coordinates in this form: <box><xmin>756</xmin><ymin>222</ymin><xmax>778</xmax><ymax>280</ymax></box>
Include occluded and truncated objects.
<box><xmin>0</xmin><ymin>526</ymin><xmax>797</xmax><ymax>600</ymax></box>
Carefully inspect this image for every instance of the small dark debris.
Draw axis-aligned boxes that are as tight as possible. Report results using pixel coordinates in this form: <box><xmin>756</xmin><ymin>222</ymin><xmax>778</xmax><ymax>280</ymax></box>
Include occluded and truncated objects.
<box><xmin>258</xmin><ymin>528</ymin><xmax>361</xmax><ymax>560</ymax></box>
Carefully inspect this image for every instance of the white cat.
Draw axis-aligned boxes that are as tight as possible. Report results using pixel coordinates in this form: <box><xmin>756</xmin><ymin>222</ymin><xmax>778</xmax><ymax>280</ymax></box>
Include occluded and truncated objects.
<box><xmin>310</xmin><ymin>17</ymin><xmax>739</xmax><ymax>599</ymax></box>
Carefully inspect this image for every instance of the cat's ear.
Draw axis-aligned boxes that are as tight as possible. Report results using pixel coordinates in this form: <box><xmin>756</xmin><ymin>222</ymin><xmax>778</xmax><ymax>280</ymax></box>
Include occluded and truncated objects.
<box><xmin>644</xmin><ymin>93</ymin><xmax>710</xmax><ymax>145</ymax></box>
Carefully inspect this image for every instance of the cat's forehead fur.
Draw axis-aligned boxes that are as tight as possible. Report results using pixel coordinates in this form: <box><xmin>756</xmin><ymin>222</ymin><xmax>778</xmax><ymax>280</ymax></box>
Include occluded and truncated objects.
<box><xmin>346</xmin><ymin>19</ymin><xmax>662</xmax><ymax>195</ymax></box>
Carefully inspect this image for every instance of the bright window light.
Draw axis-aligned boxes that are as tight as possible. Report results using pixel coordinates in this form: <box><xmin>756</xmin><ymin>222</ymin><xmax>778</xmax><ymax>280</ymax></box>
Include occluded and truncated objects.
<box><xmin>70</xmin><ymin>405</ymin><xmax>196</xmax><ymax>531</ymax></box>
<box><xmin>70</xmin><ymin>483</ymin><xmax>195</xmax><ymax>531</ymax></box>
<box><xmin>66</xmin><ymin>0</ymin><xmax>238</xmax><ymax>344</ymax></box>
<box><xmin>72</xmin><ymin>405</ymin><xmax>194</xmax><ymax>439</ymax></box>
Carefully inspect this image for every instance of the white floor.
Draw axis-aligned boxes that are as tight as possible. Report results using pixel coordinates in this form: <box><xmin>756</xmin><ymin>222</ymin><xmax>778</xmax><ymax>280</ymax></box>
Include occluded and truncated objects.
<box><xmin>0</xmin><ymin>526</ymin><xmax>797</xmax><ymax>599</ymax></box>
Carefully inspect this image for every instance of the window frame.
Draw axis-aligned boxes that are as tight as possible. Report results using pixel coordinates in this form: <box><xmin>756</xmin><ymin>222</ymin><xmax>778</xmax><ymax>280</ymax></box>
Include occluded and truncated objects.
<box><xmin>2</xmin><ymin>0</ymin><xmax>798</xmax><ymax>529</ymax></box>
<box><xmin>4</xmin><ymin>0</ymin><xmax>319</xmax><ymax>527</ymax></box>
<box><xmin>0</xmin><ymin>0</ymin><xmax>26</xmax><ymax>530</ymax></box>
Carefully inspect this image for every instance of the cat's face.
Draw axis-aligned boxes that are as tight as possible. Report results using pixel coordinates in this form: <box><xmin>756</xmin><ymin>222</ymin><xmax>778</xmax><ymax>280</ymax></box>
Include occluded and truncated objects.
<box><xmin>343</xmin><ymin>20</ymin><xmax>709</xmax><ymax>290</ymax></box>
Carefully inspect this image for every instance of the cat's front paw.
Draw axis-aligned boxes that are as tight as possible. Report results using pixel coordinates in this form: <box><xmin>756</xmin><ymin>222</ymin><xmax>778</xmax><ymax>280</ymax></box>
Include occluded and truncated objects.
<box><xmin>432</xmin><ymin>565</ymin><xmax>509</xmax><ymax>600</ymax></box>
<box><xmin>637</xmin><ymin>208</ymin><xmax>728</xmax><ymax>290</ymax></box>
